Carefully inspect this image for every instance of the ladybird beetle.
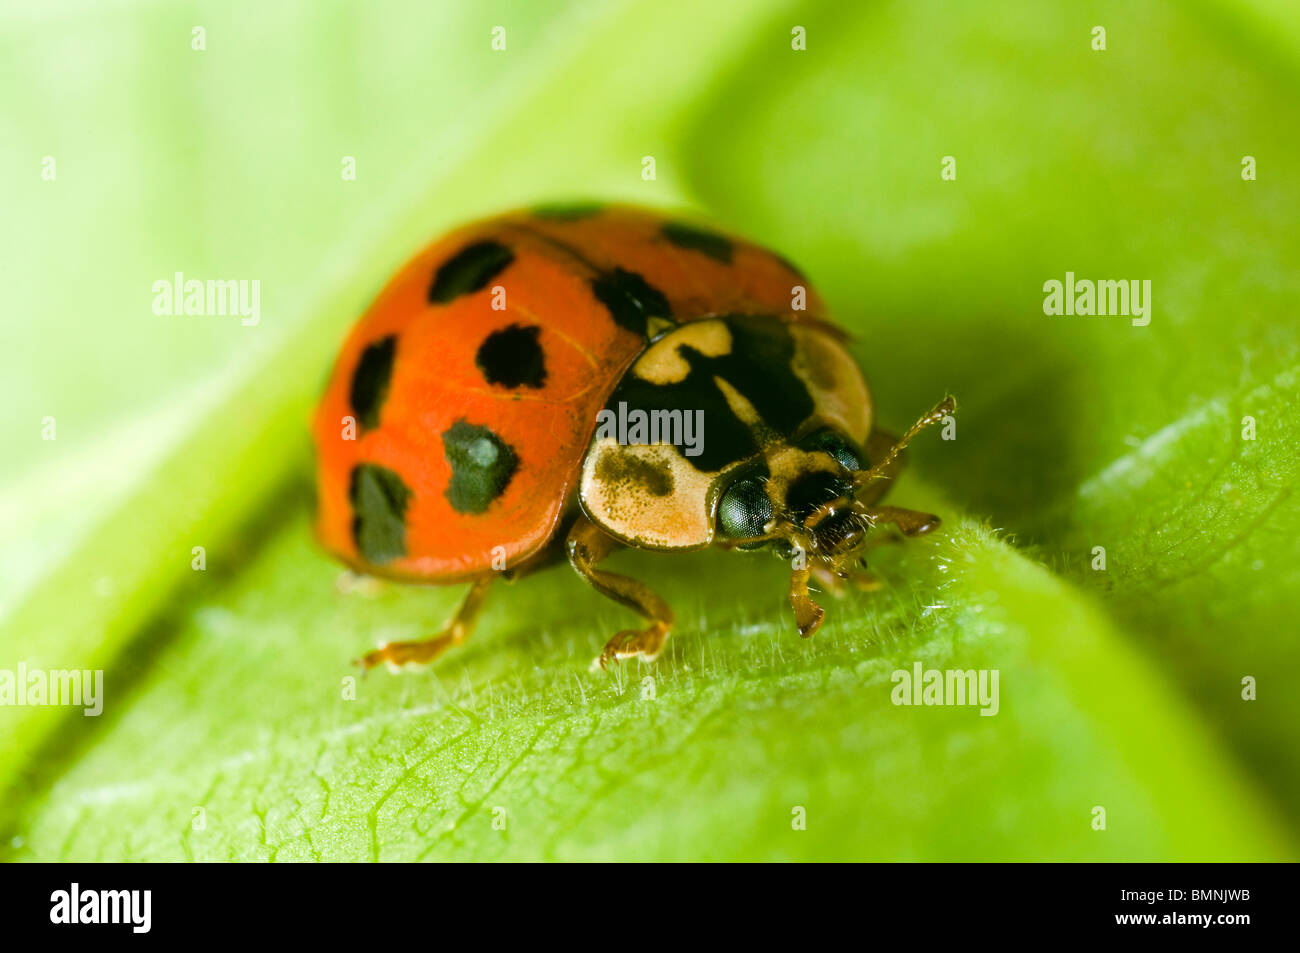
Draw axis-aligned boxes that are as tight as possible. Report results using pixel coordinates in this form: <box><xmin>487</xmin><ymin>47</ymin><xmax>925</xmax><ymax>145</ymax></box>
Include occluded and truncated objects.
<box><xmin>313</xmin><ymin>204</ymin><xmax>954</xmax><ymax>670</ymax></box>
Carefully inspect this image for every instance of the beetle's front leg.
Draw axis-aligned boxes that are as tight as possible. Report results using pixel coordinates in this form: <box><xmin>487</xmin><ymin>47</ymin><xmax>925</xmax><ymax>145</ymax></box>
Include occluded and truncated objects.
<box><xmin>788</xmin><ymin>565</ymin><xmax>825</xmax><ymax>637</ymax></box>
<box><xmin>567</xmin><ymin>515</ymin><xmax>675</xmax><ymax>670</ymax></box>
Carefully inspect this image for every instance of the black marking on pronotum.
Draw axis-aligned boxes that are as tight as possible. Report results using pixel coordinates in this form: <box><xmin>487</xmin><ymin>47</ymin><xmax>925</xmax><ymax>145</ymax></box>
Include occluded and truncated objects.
<box><xmin>476</xmin><ymin>324</ymin><xmax>546</xmax><ymax>389</ymax></box>
<box><xmin>662</xmin><ymin>222</ymin><xmax>733</xmax><ymax>264</ymax></box>
<box><xmin>349</xmin><ymin>335</ymin><xmax>397</xmax><ymax>430</ymax></box>
<box><xmin>595</xmin><ymin>451</ymin><xmax>674</xmax><ymax>498</ymax></box>
<box><xmin>591</xmin><ymin>268</ymin><xmax>672</xmax><ymax>337</ymax></box>
<box><xmin>531</xmin><ymin>201</ymin><xmax>604</xmax><ymax>221</ymax></box>
<box><xmin>442</xmin><ymin>419</ymin><xmax>519</xmax><ymax>514</ymax></box>
<box><xmin>606</xmin><ymin>314</ymin><xmax>815</xmax><ymax>473</ymax></box>
<box><xmin>429</xmin><ymin>241</ymin><xmax>514</xmax><ymax>304</ymax></box>
<box><xmin>349</xmin><ymin>464</ymin><xmax>412</xmax><ymax>565</ymax></box>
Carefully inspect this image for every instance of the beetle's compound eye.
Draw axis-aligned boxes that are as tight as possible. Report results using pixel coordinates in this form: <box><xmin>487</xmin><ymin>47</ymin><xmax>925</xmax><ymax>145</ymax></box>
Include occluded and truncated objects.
<box><xmin>717</xmin><ymin>477</ymin><xmax>773</xmax><ymax>543</ymax></box>
<box><xmin>798</xmin><ymin>428</ymin><xmax>863</xmax><ymax>472</ymax></box>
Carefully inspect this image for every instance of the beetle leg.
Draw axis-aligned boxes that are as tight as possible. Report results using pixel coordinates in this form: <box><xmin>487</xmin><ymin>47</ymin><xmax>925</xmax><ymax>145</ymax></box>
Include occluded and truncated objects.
<box><xmin>809</xmin><ymin>564</ymin><xmax>846</xmax><ymax>597</ymax></box>
<box><xmin>862</xmin><ymin>505</ymin><xmax>942</xmax><ymax>537</ymax></box>
<box><xmin>355</xmin><ymin>576</ymin><xmax>493</xmax><ymax>672</ymax></box>
<box><xmin>789</xmin><ymin>566</ymin><xmax>826</xmax><ymax>637</ymax></box>
<box><xmin>567</xmin><ymin>516</ymin><xmax>675</xmax><ymax>670</ymax></box>
<box><xmin>810</xmin><ymin>563</ymin><xmax>883</xmax><ymax>596</ymax></box>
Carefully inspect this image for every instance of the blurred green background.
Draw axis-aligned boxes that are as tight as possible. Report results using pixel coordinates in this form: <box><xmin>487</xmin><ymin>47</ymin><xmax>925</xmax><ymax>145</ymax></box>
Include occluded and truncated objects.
<box><xmin>1</xmin><ymin>0</ymin><xmax>1298</xmax><ymax>860</ymax></box>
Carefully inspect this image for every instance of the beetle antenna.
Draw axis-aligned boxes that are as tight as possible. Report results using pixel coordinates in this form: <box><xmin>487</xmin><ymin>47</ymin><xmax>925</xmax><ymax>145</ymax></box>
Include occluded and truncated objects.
<box><xmin>853</xmin><ymin>395</ymin><xmax>955</xmax><ymax>491</ymax></box>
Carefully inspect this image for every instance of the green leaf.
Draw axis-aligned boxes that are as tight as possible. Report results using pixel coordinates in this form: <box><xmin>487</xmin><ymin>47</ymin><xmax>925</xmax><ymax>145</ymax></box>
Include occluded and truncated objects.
<box><xmin>2</xmin><ymin>0</ymin><xmax>1298</xmax><ymax>860</ymax></box>
<box><xmin>685</xmin><ymin>0</ymin><xmax>1300</xmax><ymax>832</ymax></box>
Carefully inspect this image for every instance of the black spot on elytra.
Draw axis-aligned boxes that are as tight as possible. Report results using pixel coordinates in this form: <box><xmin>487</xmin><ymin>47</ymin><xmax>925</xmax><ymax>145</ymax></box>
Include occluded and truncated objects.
<box><xmin>531</xmin><ymin>201</ymin><xmax>604</xmax><ymax>221</ymax></box>
<box><xmin>442</xmin><ymin>419</ymin><xmax>519</xmax><ymax>514</ymax></box>
<box><xmin>429</xmin><ymin>241</ymin><xmax>514</xmax><ymax>304</ymax></box>
<box><xmin>662</xmin><ymin>222</ymin><xmax>733</xmax><ymax>264</ymax></box>
<box><xmin>591</xmin><ymin>268</ymin><xmax>672</xmax><ymax>337</ymax></box>
<box><xmin>605</xmin><ymin>314</ymin><xmax>815</xmax><ymax>473</ymax></box>
<box><xmin>349</xmin><ymin>464</ymin><xmax>411</xmax><ymax>565</ymax></box>
<box><xmin>475</xmin><ymin>324</ymin><xmax>546</xmax><ymax>389</ymax></box>
<box><xmin>595</xmin><ymin>451</ymin><xmax>674</xmax><ymax>497</ymax></box>
<box><xmin>349</xmin><ymin>335</ymin><xmax>396</xmax><ymax>430</ymax></box>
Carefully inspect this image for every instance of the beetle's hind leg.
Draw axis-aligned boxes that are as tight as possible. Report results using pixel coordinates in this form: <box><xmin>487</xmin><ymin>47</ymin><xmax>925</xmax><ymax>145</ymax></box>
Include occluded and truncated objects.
<box><xmin>567</xmin><ymin>516</ymin><xmax>674</xmax><ymax>670</ymax></box>
<box><xmin>355</xmin><ymin>576</ymin><xmax>493</xmax><ymax>672</ymax></box>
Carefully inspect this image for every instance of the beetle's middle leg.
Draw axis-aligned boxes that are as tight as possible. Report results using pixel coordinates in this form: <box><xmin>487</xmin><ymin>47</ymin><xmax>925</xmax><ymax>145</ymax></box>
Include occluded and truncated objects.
<box><xmin>567</xmin><ymin>515</ymin><xmax>674</xmax><ymax>669</ymax></box>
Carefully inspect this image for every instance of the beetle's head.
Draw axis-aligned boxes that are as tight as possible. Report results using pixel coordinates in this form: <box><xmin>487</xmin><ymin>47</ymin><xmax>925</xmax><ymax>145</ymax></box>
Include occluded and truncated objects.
<box><xmin>714</xmin><ymin>431</ymin><xmax>883</xmax><ymax>569</ymax></box>
<box><xmin>713</xmin><ymin>396</ymin><xmax>955</xmax><ymax>571</ymax></box>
